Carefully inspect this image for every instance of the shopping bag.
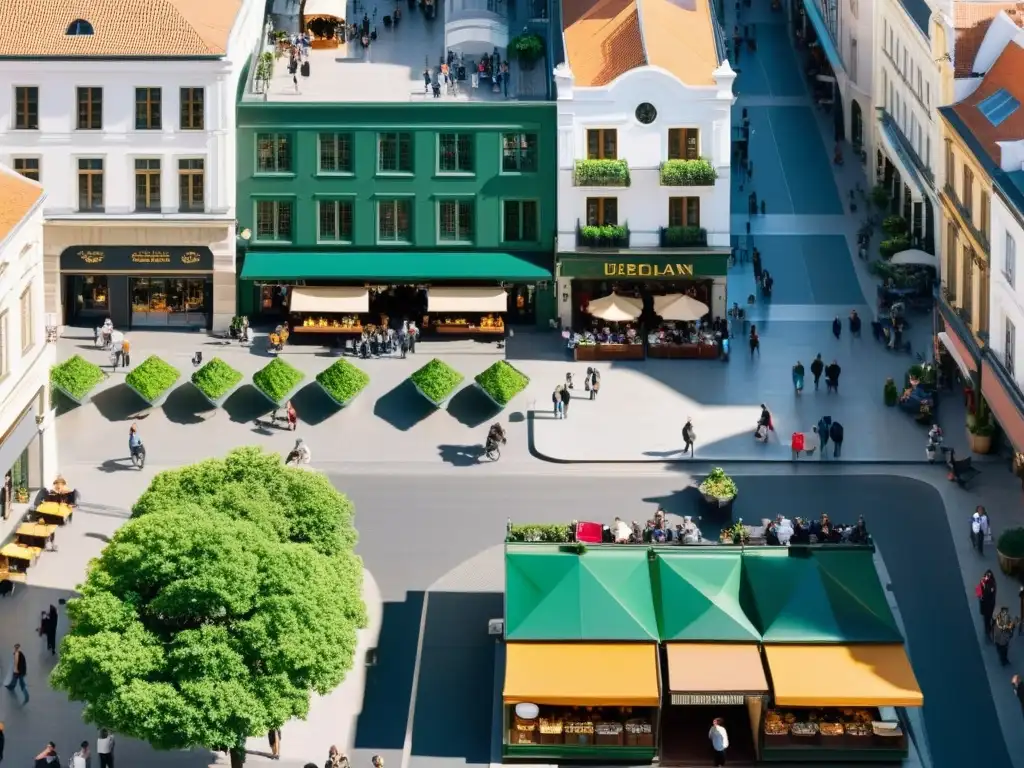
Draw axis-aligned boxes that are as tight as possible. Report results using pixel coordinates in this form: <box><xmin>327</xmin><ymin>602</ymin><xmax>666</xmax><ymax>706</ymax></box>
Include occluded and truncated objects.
<box><xmin>791</xmin><ymin>432</ymin><xmax>805</xmax><ymax>452</ymax></box>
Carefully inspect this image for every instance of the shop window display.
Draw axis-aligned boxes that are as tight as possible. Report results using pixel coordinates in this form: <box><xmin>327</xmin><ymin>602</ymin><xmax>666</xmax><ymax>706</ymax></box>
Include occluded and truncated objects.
<box><xmin>131</xmin><ymin>277</ymin><xmax>206</xmax><ymax>327</ymax></box>
<box><xmin>510</xmin><ymin>705</ymin><xmax>655</xmax><ymax>748</ymax></box>
<box><xmin>74</xmin><ymin>276</ymin><xmax>108</xmax><ymax>316</ymax></box>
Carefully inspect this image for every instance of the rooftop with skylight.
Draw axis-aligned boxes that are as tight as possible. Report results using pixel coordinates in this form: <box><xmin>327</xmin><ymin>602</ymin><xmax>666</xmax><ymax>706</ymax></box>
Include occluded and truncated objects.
<box><xmin>978</xmin><ymin>88</ymin><xmax>1020</xmax><ymax>127</ymax></box>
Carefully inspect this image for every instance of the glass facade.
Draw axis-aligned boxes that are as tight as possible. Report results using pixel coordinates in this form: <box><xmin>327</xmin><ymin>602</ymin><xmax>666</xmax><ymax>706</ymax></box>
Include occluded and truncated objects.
<box><xmin>131</xmin><ymin>277</ymin><xmax>207</xmax><ymax>327</ymax></box>
<box><xmin>72</xmin><ymin>275</ymin><xmax>109</xmax><ymax>316</ymax></box>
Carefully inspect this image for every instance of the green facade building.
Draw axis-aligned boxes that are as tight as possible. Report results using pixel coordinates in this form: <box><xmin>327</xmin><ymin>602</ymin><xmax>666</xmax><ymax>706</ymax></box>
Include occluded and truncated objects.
<box><xmin>236</xmin><ymin>98</ymin><xmax>558</xmax><ymax>329</ymax></box>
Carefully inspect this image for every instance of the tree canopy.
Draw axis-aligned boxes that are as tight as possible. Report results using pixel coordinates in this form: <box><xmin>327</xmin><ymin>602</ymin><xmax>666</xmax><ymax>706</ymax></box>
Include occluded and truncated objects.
<box><xmin>51</xmin><ymin>447</ymin><xmax>366</xmax><ymax>765</ymax></box>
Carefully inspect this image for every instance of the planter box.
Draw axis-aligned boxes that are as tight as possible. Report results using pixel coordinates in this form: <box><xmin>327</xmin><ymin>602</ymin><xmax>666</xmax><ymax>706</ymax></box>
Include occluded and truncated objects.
<box><xmin>474</xmin><ymin>381</ymin><xmax>507</xmax><ymax>409</ymax></box>
<box><xmin>701</xmin><ymin>490</ymin><xmax>736</xmax><ymax>507</ymax></box>
<box><xmin>412</xmin><ymin>381</ymin><xmax>457</xmax><ymax>409</ymax></box>
<box><xmin>191</xmin><ymin>380</ymin><xmax>245</xmax><ymax>409</ymax></box>
<box><xmin>254</xmin><ymin>381</ymin><xmax>305</xmax><ymax>409</ymax></box>
<box><xmin>316</xmin><ymin>381</ymin><xmax>362</xmax><ymax>408</ymax></box>
<box><xmin>125</xmin><ymin>376</ymin><xmax>181</xmax><ymax>408</ymax></box>
<box><xmin>53</xmin><ymin>384</ymin><xmax>94</xmax><ymax>406</ymax></box>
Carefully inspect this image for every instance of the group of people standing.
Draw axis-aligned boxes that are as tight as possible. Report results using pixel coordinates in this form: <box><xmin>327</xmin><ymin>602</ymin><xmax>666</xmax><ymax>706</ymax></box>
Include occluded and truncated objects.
<box><xmin>552</xmin><ymin>368</ymin><xmax>601</xmax><ymax>419</ymax></box>
<box><xmin>977</xmin><ymin>569</ymin><xmax>1021</xmax><ymax>666</ymax></box>
<box><xmin>792</xmin><ymin>355</ymin><xmax>842</xmax><ymax>394</ymax></box>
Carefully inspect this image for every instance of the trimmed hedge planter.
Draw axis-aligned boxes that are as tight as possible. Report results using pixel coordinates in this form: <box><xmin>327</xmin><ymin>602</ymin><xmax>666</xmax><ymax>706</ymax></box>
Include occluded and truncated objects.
<box><xmin>316</xmin><ymin>359</ymin><xmax>370</xmax><ymax>407</ymax></box>
<box><xmin>253</xmin><ymin>358</ymin><xmax>306</xmax><ymax>407</ymax></box>
<box><xmin>190</xmin><ymin>358</ymin><xmax>244</xmax><ymax>408</ymax></box>
<box><xmin>474</xmin><ymin>361</ymin><xmax>529</xmax><ymax>409</ymax></box>
<box><xmin>50</xmin><ymin>355</ymin><xmax>105</xmax><ymax>405</ymax></box>
<box><xmin>410</xmin><ymin>358</ymin><xmax>464</xmax><ymax>408</ymax></box>
<box><xmin>125</xmin><ymin>356</ymin><xmax>181</xmax><ymax>407</ymax></box>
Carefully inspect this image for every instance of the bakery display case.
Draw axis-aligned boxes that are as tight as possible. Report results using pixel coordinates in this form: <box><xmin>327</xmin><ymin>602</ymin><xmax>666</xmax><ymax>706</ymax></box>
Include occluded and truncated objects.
<box><xmin>761</xmin><ymin>707</ymin><xmax>908</xmax><ymax>762</ymax></box>
<box><xmin>433</xmin><ymin>314</ymin><xmax>504</xmax><ymax>334</ymax></box>
<box><xmin>293</xmin><ymin>315</ymin><xmax>364</xmax><ymax>333</ymax></box>
<box><xmin>504</xmin><ymin>705</ymin><xmax>657</xmax><ymax>761</ymax></box>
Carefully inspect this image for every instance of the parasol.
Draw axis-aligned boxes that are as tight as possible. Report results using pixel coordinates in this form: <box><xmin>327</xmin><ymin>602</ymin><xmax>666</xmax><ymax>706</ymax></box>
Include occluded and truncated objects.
<box><xmin>890</xmin><ymin>249</ymin><xmax>937</xmax><ymax>269</ymax></box>
<box><xmin>585</xmin><ymin>293</ymin><xmax>642</xmax><ymax>322</ymax></box>
<box><xmin>653</xmin><ymin>293</ymin><xmax>709</xmax><ymax>322</ymax></box>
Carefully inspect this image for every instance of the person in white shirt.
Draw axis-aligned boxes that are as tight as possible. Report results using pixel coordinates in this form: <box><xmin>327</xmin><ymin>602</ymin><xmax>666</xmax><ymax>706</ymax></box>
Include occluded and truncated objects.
<box><xmin>708</xmin><ymin>718</ymin><xmax>729</xmax><ymax>766</ymax></box>
<box><xmin>96</xmin><ymin>728</ymin><xmax>114</xmax><ymax>768</ymax></box>
<box><xmin>972</xmin><ymin>507</ymin><xmax>990</xmax><ymax>555</ymax></box>
<box><xmin>72</xmin><ymin>741</ymin><xmax>90</xmax><ymax>768</ymax></box>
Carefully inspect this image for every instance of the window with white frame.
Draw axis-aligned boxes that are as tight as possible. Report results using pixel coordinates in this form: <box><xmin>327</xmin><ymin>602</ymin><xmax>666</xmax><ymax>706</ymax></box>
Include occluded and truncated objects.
<box><xmin>438</xmin><ymin>199</ymin><xmax>473</xmax><ymax>242</ymax></box>
<box><xmin>1006</xmin><ymin>232</ymin><xmax>1017</xmax><ymax>288</ymax></box>
<box><xmin>19</xmin><ymin>285</ymin><xmax>32</xmax><ymax>352</ymax></box>
<box><xmin>1007</xmin><ymin>316</ymin><xmax>1016</xmax><ymax>376</ymax></box>
<box><xmin>378</xmin><ymin>199</ymin><xmax>412</xmax><ymax>242</ymax></box>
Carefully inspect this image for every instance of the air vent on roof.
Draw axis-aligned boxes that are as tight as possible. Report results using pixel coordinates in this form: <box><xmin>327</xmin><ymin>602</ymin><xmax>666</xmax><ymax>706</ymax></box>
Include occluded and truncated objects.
<box><xmin>979</xmin><ymin>88</ymin><xmax>1021</xmax><ymax>126</ymax></box>
<box><xmin>66</xmin><ymin>19</ymin><xmax>94</xmax><ymax>36</ymax></box>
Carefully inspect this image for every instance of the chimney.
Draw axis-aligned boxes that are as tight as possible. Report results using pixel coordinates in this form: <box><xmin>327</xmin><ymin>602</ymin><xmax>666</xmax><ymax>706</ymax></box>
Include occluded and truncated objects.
<box><xmin>554</xmin><ymin>62</ymin><xmax>575</xmax><ymax>100</ymax></box>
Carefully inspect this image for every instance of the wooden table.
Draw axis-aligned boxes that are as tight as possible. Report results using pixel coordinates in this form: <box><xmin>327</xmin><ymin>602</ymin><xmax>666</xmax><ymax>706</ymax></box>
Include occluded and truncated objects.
<box><xmin>16</xmin><ymin>522</ymin><xmax>56</xmax><ymax>548</ymax></box>
<box><xmin>34</xmin><ymin>501</ymin><xmax>73</xmax><ymax>525</ymax></box>
<box><xmin>0</xmin><ymin>542</ymin><xmax>40</xmax><ymax>568</ymax></box>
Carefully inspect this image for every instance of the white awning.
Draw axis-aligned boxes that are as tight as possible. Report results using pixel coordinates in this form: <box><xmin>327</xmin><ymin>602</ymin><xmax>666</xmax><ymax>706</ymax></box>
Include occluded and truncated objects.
<box><xmin>428</xmin><ymin>287</ymin><xmax>508</xmax><ymax>313</ymax></box>
<box><xmin>586</xmin><ymin>293</ymin><xmax>643</xmax><ymax>322</ymax></box>
<box><xmin>938</xmin><ymin>331</ymin><xmax>971</xmax><ymax>377</ymax></box>
<box><xmin>303</xmin><ymin>0</ymin><xmax>346</xmax><ymax>17</ymax></box>
<box><xmin>877</xmin><ymin>117</ymin><xmax>925</xmax><ymax>200</ymax></box>
<box><xmin>891</xmin><ymin>249</ymin><xmax>937</xmax><ymax>269</ymax></box>
<box><xmin>289</xmin><ymin>286</ymin><xmax>369</xmax><ymax>313</ymax></box>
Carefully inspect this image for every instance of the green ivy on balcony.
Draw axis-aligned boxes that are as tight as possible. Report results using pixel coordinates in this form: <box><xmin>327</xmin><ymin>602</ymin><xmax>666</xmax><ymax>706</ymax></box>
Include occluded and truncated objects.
<box><xmin>659</xmin><ymin>226</ymin><xmax>708</xmax><ymax>247</ymax></box>
<box><xmin>577</xmin><ymin>224</ymin><xmax>630</xmax><ymax>248</ymax></box>
<box><xmin>574</xmin><ymin>159</ymin><xmax>631</xmax><ymax>187</ymax></box>
<box><xmin>659</xmin><ymin>158</ymin><xmax>718</xmax><ymax>186</ymax></box>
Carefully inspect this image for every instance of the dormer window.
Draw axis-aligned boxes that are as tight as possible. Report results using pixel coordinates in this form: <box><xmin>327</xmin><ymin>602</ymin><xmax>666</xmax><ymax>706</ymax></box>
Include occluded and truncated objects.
<box><xmin>66</xmin><ymin>19</ymin><xmax>94</xmax><ymax>35</ymax></box>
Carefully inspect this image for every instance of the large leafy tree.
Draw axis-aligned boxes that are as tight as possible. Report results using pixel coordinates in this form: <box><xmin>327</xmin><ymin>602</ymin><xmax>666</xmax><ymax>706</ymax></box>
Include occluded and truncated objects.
<box><xmin>51</xmin><ymin>448</ymin><xmax>366</xmax><ymax>768</ymax></box>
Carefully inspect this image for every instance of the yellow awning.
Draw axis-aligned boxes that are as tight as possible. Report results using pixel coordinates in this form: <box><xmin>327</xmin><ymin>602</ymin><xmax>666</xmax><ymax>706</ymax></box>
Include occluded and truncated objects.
<box><xmin>667</xmin><ymin>644</ymin><xmax>768</xmax><ymax>693</ymax></box>
<box><xmin>504</xmin><ymin>643</ymin><xmax>660</xmax><ymax>706</ymax></box>
<box><xmin>289</xmin><ymin>286</ymin><xmax>369</xmax><ymax>313</ymax></box>
<box><xmin>765</xmin><ymin>644</ymin><xmax>923</xmax><ymax>707</ymax></box>
<box><xmin>427</xmin><ymin>286</ymin><xmax>507</xmax><ymax>313</ymax></box>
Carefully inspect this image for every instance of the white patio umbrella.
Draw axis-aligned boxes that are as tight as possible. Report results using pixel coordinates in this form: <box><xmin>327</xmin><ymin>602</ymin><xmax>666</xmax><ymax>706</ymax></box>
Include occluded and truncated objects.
<box><xmin>890</xmin><ymin>249</ymin><xmax>937</xmax><ymax>269</ymax></box>
<box><xmin>653</xmin><ymin>293</ymin><xmax>709</xmax><ymax>322</ymax></box>
<box><xmin>586</xmin><ymin>293</ymin><xmax>643</xmax><ymax>322</ymax></box>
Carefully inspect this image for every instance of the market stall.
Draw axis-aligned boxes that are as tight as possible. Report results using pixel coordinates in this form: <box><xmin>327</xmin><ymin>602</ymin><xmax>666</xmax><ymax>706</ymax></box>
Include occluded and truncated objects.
<box><xmin>426</xmin><ymin>287</ymin><xmax>506</xmax><ymax>334</ymax></box>
<box><xmin>503</xmin><ymin>642</ymin><xmax>661</xmax><ymax>761</ymax></box>
<box><xmin>288</xmin><ymin>286</ymin><xmax>369</xmax><ymax>333</ymax></box>
<box><xmin>760</xmin><ymin>644</ymin><xmax>921</xmax><ymax>762</ymax></box>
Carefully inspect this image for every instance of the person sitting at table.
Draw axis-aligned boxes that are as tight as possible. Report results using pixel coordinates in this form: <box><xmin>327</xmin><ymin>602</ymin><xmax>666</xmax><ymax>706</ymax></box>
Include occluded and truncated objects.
<box><xmin>848</xmin><ymin>515</ymin><xmax>870</xmax><ymax>544</ymax></box>
<box><xmin>791</xmin><ymin>517</ymin><xmax>811</xmax><ymax>544</ymax></box>
<box><xmin>765</xmin><ymin>521</ymin><xmax>781</xmax><ymax>546</ymax></box>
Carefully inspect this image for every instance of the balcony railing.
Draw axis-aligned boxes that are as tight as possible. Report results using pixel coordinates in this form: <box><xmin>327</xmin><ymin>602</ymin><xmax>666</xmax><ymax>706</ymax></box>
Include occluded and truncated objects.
<box><xmin>659</xmin><ymin>226</ymin><xmax>708</xmax><ymax>247</ymax></box>
<box><xmin>943</xmin><ymin>184</ymin><xmax>990</xmax><ymax>252</ymax></box>
<box><xmin>576</xmin><ymin>223</ymin><xmax>630</xmax><ymax>248</ymax></box>
<box><xmin>938</xmin><ymin>284</ymin><xmax>983</xmax><ymax>365</ymax></box>
<box><xmin>573</xmin><ymin>159</ymin><xmax>630</xmax><ymax>187</ymax></box>
<box><xmin>659</xmin><ymin>159</ymin><xmax>718</xmax><ymax>186</ymax></box>
<box><xmin>878</xmin><ymin>110</ymin><xmax>934</xmax><ymax>186</ymax></box>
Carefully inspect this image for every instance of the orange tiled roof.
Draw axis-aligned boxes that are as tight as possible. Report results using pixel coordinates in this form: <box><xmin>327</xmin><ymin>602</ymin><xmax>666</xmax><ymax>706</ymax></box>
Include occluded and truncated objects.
<box><xmin>953</xmin><ymin>2</ymin><xmax>1024</xmax><ymax>77</ymax></box>
<box><xmin>562</xmin><ymin>0</ymin><xmax>647</xmax><ymax>87</ymax></box>
<box><xmin>0</xmin><ymin>0</ymin><xmax>243</xmax><ymax>58</ymax></box>
<box><xmin>0</xmin><ymin>166</ymin><xmax>43</xmax><ymax>244</ymax></box>
<box><xmin>951</xmin><ymin>41</ymin><xmax>1024</xmax><ymax>165</ymax></box>
<box><xmin>641</xmin><ymin>0</ymin><xmax>718</xmax><ymax>86</ymax></box>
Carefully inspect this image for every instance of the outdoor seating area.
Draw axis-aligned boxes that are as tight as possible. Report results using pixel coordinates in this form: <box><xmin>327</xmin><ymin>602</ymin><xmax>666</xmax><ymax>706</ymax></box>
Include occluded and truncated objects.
<box><xmin>500</xmin><ymin>544</ymin><xmax>920</xmax><ymax>764</ymax></box>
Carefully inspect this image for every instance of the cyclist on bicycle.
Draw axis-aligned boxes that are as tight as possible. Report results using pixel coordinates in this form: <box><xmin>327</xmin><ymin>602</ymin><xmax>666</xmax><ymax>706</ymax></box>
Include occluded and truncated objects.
<box><xmin>128</xmin><ymin>424</ymin><xmax>145</xmax><ymax>463</ymax></box>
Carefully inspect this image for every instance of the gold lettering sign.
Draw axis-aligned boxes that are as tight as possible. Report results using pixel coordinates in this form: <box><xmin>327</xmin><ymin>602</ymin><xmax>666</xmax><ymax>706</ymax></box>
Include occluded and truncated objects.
<box><xmin>78</xmin><ymin>250</ymin><xmax>104</xmax><ymax>265</ymax></box>
<box><xmin>604</xmin><ymin>262</ymin><xmax>694</xmax><ymax>278</ymax></box>
<box><xmin>131</xmin><ymin>251</ymin><xmax>172</xmax><ymax>264</ymax></box>
<box><xmin>181</xmin><ymin>251</ymin><xmax>201</xmax><ymax>265</ymax></box>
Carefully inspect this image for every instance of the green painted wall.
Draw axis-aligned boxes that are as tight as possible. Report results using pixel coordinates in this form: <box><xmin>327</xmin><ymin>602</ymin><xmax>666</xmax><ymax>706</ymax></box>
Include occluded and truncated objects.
<box><xmin>236</xmin><ymin>102</ymin><xmax>557</xmax><ymax>253</ymax></box>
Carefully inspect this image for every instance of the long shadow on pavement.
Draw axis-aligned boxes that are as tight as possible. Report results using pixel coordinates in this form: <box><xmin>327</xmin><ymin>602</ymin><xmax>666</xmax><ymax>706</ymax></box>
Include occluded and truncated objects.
<box><xmin>354</xmin><ymin>592</ymin><xmax>425</xmax><ymax>751</ymax></box>
<box><xmin>224</xmin><ymin>385</ymin><xmax>276</xmax><ymax>424</ymax></box>
<box><xmin>290</xmin><ymin>383</ymin><xmax>341</xmax><ymax>426</ymax></box>
<box><xmin>91</xmin><ymin>384</ymin><xmax>146</xmax><ymax>422</ymax></box>
<box><xmin>409</xmin><ymin>592</ymin><xmax>502</xmax><ymax>764</ymax></box>
<box><xmin>448</xmin><ymin>387</ymin><xmax>498</xmax><ymax>429</ymax></box>
<box><xmin>438</xmin><ymin>444</ymin><xmax>486</xmax><ymax>466</ymax></box>
<box><xmin>163</xmin><ymin>384</ymin><xmax>213</xmax><ymax>426</ymax></box>
<box><xmin>373</xmin><ymin>380</ymin><xmax>436</xmax><ymax>432</ymax></box>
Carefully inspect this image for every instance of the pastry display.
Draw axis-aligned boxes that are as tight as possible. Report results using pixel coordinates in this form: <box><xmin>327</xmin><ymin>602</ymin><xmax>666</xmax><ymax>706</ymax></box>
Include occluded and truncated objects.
<box><xmin>564</xmin><ymin>720</ymin><xmax>594</xmax><ymax>735</ymax></box>
<box><xmin>872</xmin><ymin>722</ymin><xmax>903</xmax><ymax>737</ymax></box>
<box><xmin>819</xmin><ymin>723</ymin><xmax>844</xmax><ymax>737</ymax></box>
<box><xmin>790</xmin><ymin>722</ymin><xmax>819</xmax><ymax>736</ymax></box>
<box><xmin>624</xmin><ymin>720</ymin><xmax>652</xmax><ymax>734</ymax></box>
<box><xmin>299</xmin><ymin>315</ymin><xmax>363</xmax><ymax>329</ymax></box>
<box><xmin>845</xmin><ymin>723</ymin><xmax>872</xmax><ymax>737</ymax></box>
<box><xmin>595</xmin><ymin>723</ymin><xmax>622</xmax><ymax>735</ymax></box>
<box><xmin>436</xmin><ymin>315</ymin><xmax>505</xmax><ymax>331</ymax></box>
<box><xmin>538</xmin><ymin>719</ymin><xmax>563</xmax><ymax>735</ymax></box>
<box><xmin>763</xmin><ymin>711</ymin><xmax>788</xmax><ymax>736</ymax></box>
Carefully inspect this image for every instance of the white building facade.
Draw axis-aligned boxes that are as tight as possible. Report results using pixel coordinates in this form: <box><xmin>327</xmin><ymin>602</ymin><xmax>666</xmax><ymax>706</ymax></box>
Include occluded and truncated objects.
<box><xmin>0</xmin><ymin>0</ymin><xmax>266</xmax><ymax>333</ymax></box>
<box><xmin>873</xmin><ymin>0</ymin><xmax>940</xmax><ymax>251</ymax></box>
<box><xmin>0</xmin><ymin>166</ymin><xmax>58</xmax><ymax>514</ymax></box>
<box><xmin>989</xmin><ymin>189</ymin><xmax>1023</xmax><ymax>380</ymax></box>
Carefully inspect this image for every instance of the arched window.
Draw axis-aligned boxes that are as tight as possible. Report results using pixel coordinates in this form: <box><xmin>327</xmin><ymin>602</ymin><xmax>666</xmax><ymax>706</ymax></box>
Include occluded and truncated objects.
<box><xmin>66</xmin><ymin>19</ymin><xmax>94</xmax><ymax>35</ymax></box>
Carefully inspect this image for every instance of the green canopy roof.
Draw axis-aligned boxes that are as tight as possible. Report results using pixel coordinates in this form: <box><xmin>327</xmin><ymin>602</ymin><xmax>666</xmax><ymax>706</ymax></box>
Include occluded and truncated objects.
<box><xmin>653</xmin><ymin>551</ymin><xmax>761</xmax><ymax>642</ymax></box>
<box><xmin>505</xmin><ymin>546</ymin><xmax>659</xmax><ymax>641</ymax></box>
<box><xmin>742</xmin><ymin>549</ymin><xmax>903</xmax><ymax>643</ymax></box>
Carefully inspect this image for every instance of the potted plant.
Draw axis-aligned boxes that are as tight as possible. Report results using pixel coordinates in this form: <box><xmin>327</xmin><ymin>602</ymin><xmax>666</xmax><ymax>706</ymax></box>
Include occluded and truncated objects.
<box><xmin>315</xmin><ymin>359</ymin><xmax>370</xmax><ymax>406</ymax></box>
<box><xmin>14</xmin><ymin>487</ymin><xmax>28</xmax><ymax>504</ymax></box>
<box><xmin>190</xmin><ymin>358</ymin><xmax>244</xmax><ymax>407</ymax></box>
<box><xmin>997</xmin><ymin>527</ymin><xmax>1024</xmax><ymax>576</ymax></box>
<box><xmin>253</xmin><ymin>358</ymin><xmax>306</xmax><ymax>407</ymax></box>
<box><xmin>968</xmin><ymin>409</ymin><xmax>995</xmax><ymax>454</ymax></box>
<box><xmin>698</xmin><ymin>467</ymin><xmax>737</xmax><ymax>507</ymax></box>
<box><xmin>884</xmin><ymin>377</ymin><xmax>898</xmax><ymax>406</ymax></box>
<box><xmin>509</xmin><ymin>32</ymin><xmax>544</xmax><ymax>69</ymax></box>
<box><xmin>50</xmin><ymin>355</ymin><xmax>105</xmax><ymax>405</ymax></box>
<box><xmin>410</xmin><ymin>359</ymin><xmax>464</xmax><ymax>407</ymax></box>
<box><xmin>474</xmin><ymin>361</ymin><xmax>529</xmax><ymax>408</ymax></box>
<box><xmin>720</xmin><ymin>520</ymin><xmax>748</xmax><ymax>545</ymax></box>
<box><xmin>882</xmin><ymin>215</ymin><xmax>908</xmax><ymax>237</ymax></box>
<box><xmin>125</xmin><ymin>356</ymin><xmax>181</xmax><ymax>406</ymax></box>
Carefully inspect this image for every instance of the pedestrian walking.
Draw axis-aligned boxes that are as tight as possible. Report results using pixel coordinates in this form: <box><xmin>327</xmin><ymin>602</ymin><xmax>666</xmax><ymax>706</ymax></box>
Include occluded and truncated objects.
<box><xmin>825</xmin><ymin>360</ymin><xmax>841</xmax><ymax>393</ymax></box>
<box><xmin>971</xmin><ymin>509</ymin><xmax>987</xmax><ymax>554</ymax></box>
<box><xmin>588</xmin><ymin>368</ymin><xmax>601</xmax><ymax>400</ymax></box>
<box><xmin>37</xmin><ymin>610</ymin><xmax>57</xmax><ymax>655</ymax></box>
<box><xmin>408</xmin><ymin>323</ymin><xmax>417</xmax><ymax>353</ymax></box>
<box><xmin>817</xmin><ymin>416</ymin><xmax>831</xmax><ymax>458</ymax></box>
<box><xmin>708</xmin><ymin>718</ymin><xmax>728</xmax><ymax>766</ymax></box>
<box><xmin>71</xmin><ymin>741</ymin><xmax>89</xmax><ymax>768</ymax></box>
<box><xmin>832</xmin><ymin>316</ymin><xmax>841</xmax><ymax>340</ymax></box>
<box><xmin>268</xmin><ymin>728</ymin><xmax>281</xmax><ymax>760</ymax></box>
<box><xmin>121</xmin><ymin>338</ymin><xmax>131</xmax><ymax>368</ymax></box>
<box><xmin>682</xmin><ymin>418</ymin><xmax>696</xmax><ymax>457</ymax></box>
<box><xmin>1013</xmin><ymin>675</ymin><xmax>1024</xmax><ymax>717</ymax></box>
<box><xmin>749</xmin><ymin>325</ymin><xmax>760</xmax><ymax>359</ymax></box>
<box><xmin>829</xmin><ymin>420</ymin><xmax>844</xmax><ymax>458</ymax></box>
<box><xmin>325</xmin><ymin>746</ymin><xmax>349</xmax><ymax>768</ymax></box>
<box><xmin>285</xmin><ymin>400</ymin><xmax>298</xmax><ymax>431</ymax></box>
<box><xmin>552</xmin><ymin>386</ymin><xmax>564</xmax><ymax>419</ymax></box>
<box><xmin>96</xmin><ymin>729</ymin><xmax>114</xmax><ymax>768</ymax></box>
<box><xmin>34</xmin><ymin>741</ymin><xmax>59</xmax><ymax>766</ymax></box>
<box><xmin>565</xmin><ymin>372</ymin><xmax>574</xmax><ymax>390</ymax></box>
<box><xmin>978</xmin><ymin>570</ymin><xmax>997</xmax><ymax>641</ymax></box>
<box><xmin>849</xmin><ymin>310</ymin><xmax>861</xmax><ymax>337</ymax></box>
<box><xmin>995</xmin><ymin>608</ymin><xmax>1018</xmax><ymax>665</ymax></box>
<box><xmin>792</xmin><ymin>361</ymin><xmax>804</xmax><ymax>394</ymax></box>
<box><xmin>5</xmin><ymin>644</ymin><xmax>27</xmax><ymax>704</ymax></box>
<box><xmin>560</xmin><ymin>385</ymin><xmax>572</xmax><ymax>419</ymax></box>
<box><xmin>810</xmin><ymin>354</ymin><xmax>823</xmax><ymax>391</ymax></box>
<box><xmin>752</xmin><ymin>249</ymin><xmax>762</xmax><ymax>284</ymax></box>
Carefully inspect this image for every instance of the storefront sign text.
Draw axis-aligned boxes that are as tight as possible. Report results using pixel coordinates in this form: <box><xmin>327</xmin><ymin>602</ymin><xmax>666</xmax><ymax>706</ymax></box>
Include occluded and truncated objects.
<box><xmin>60</xmin><ymin>246</ymin><xmax>214</xmax><ymax>273</ymax></box>
<box><xmin>671</xmin><ymin>694</ymin><xmax>746</xmax><ymax>706</ymax></box>
<box><xmin>604</xmin><ymin>262</ymin><xmax>694</xmax><ymax>277</ymax></box>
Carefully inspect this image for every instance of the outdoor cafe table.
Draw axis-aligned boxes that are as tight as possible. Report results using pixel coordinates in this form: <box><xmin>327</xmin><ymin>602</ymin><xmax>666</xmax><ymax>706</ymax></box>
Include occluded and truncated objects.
<box><xmin>0</xmin><ymin>542</ymin><xmax>40</xmax><ymax>569</ymax></box>
<box><xmin>34</xmin><ymin>501</ymin><xmax>73</xmax><ymax>525</ymax></box>
<box><xmin>16</xmin><ymin>522</ymin><xmax>56</xmax><ymax>549</ymax></box>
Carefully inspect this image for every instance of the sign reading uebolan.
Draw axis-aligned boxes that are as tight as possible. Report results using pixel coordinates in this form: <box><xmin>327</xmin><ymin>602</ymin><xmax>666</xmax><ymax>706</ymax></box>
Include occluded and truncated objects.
<box><xmin>60</xmin><ymin>246</ymin><xmax>214</xmax><ymax>272</ymax></box>
<box><xmin>671</xmin><ymin>694</ymin><xmax>747</xmax><ymax>706</ymax></box>
<box><xmin>559</xmin><ymin>254</ymin><xmax>729</xmax><ymax>280</ymax></box>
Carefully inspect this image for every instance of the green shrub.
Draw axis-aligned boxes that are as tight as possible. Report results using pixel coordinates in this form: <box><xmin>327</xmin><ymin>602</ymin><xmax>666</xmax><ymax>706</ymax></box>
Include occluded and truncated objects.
<box><xmin>253</xmin><ymin>358</ymin><xmax>305</xmax><ymax>404</ymax></box>
<box><xmin>699</xmin><ymin>467</ymin><xmax>737</xmax><ymax>498</ymax></box>
<box><xmin>997</xmin><ymin>527</ymin><xmax>1024</xmax><ymax>558</ymax></box>
<box><xmin>410</xmin><ymin>359</ymin><xmax>464</xmax><ymax>404</ymax></box>
<box><xmin>190</xmin><ymin>358</ymin><xmax>243</xmax><ymax>401</ymax></box>
<box><xmin>659</xmin><ymin>158</ymin><xmax>718</xmax><ymax>186</ymax></box>
<box><xmin>50</xmin><ymin>355</ymin><xmax>104</xmax><ymax>401</ymax></box>
<box><xmin>579</xmin><ymin>224</ymin><xmax>629</xmax><ymax>246</ymax></box>
<box><xmin>661</xmin><ymin>226</ymin><xmax>707</xmax><ymax>247</ymax></box>
<box><xmin>506</xmin><ymin>523</ymin><xmax>573</xmax><ymax>542</ymax></box>
<box><xmin>125</xmin><ymin>356</ymin><xmax>180</xmax><ymax>402</ymax></box>
<box><xmin>882</xmin><ymin>215</ymin><xmax>908</xmax><ymax>236</ymax></box>
<box><xmin>884</xmin><ymin>378</ymin><xmax>898</xmax><ymax>407</ymax></box>
<box><xmin>316</xmin><ymin>359</ymin><xmax>370</xmax><ymax>404</ymax></box>
<box><xmin>969</xmin><ymin>411</ymin><xmax>996</xmax><ymax>437</ymax></box>
<box><xmin>574</xmin><ymin>159</ymin><xmax>630</xmax><ymax>187</ymax></box>
<box><xmin>871</xmin><ymin>184</ymin><xmax>891</xmax><ymax>209</ymax></box>
<box><xmin>475</xmin><ymin>361</ymin><xmax>529</xmax><ymax>406</ymax></box>
<box><xmin>880</xmin><ymin>236</ymin><xmax>910</xmax><ymax>261</ymax></box>
<box><xmin>509</xmin><ymin>32</ymin><xmax>545</xmax><ymax>64</ymax></box>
